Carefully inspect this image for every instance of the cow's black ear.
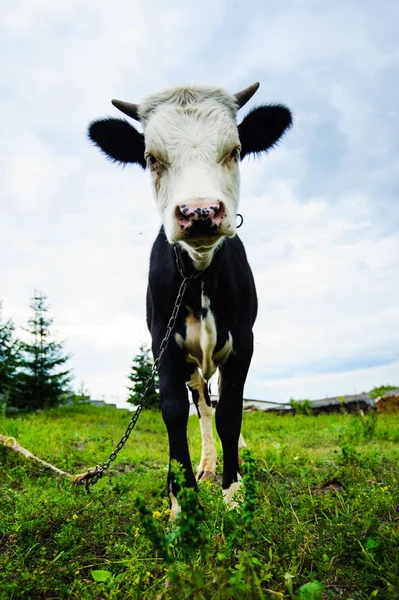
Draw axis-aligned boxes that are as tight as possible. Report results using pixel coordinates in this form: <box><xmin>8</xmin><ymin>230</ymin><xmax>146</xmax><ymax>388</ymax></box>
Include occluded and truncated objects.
<box><xmin>88</xmin><ymin>118</ymin><xmax>146</xmax><ymax>168</ymax></box>
<box><xmin>238</xmin><ymin>105</ymin><xmax>292</xmax><ymax>159</ymax></box>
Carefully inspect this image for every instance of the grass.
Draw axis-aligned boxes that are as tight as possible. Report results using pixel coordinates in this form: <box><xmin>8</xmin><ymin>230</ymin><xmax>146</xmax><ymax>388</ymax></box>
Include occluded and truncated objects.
<box><xmin>0</xmin><ymin>404</ymin><xmax>398</xmax><ymax>599</ymax></box>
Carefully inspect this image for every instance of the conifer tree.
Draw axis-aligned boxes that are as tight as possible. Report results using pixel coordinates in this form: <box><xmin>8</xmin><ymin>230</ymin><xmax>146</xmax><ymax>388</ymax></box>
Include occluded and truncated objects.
<box><xmin>127</xmin><ymin>344</ymin><xmax>159</xmax><ymax>409</ymax></box>
<box><xmin>13</xmin><ymin>292</ymin><xmax>73</xmax><ymax>410</ymax></box>
<box><xmin>0</xmin><ymin>302</ymin><xmax>20</xmax><ymax>407</ymax></box>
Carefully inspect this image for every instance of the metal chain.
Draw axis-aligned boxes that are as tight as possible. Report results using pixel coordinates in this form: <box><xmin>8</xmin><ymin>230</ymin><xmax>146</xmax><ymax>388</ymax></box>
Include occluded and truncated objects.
<box><xmin>73</xmin><ymin>245</ymin><xmax>203</xmax><ymax>491</ymax></box>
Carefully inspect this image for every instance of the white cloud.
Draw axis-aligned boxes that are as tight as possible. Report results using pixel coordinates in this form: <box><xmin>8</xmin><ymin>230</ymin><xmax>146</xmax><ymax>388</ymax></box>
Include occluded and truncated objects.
<box><xmin>1</xmin><ymin>0</ymin><xmax>398</xmax><ymax>406</ymax></box>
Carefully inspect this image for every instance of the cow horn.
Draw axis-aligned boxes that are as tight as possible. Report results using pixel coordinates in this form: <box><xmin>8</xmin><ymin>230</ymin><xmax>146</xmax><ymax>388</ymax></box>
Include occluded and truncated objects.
<box><xmin>111</xmin><ymin>99</ymin><xmax>141</xmax><ymax>121</ymax></box>
<box><xmin>234</xmin><ymin>82</ymin><xmax>260</xmax><ymax>108</ymax></box>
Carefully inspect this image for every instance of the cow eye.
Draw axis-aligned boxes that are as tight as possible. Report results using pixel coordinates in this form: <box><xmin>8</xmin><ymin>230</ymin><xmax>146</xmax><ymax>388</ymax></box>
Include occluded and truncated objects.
<box><xmin>145</xmin><ymin>153</ymin><xmax>158</xmax><ymax>171</ymax></box>
<box><xmin>230</xmin><ymin>147</ymin><xmax>241</xmax><ymax>162</ymax></box>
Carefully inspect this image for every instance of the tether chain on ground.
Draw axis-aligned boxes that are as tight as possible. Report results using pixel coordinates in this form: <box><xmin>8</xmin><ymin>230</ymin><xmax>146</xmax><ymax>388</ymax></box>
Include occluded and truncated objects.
<box><xmin>72</xmin><ymin>246</ymin><xmax>204</xmax><ymax>492</ymax></box>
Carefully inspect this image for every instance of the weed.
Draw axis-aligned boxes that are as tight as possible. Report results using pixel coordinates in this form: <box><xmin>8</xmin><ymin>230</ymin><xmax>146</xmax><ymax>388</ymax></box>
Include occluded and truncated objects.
<box><xmin>336</xmin><ymin>411</ymin><xmax>379</xmax><ymax>465</ymax></box>
<box><xmin>290</xmin><ymin>399</ymin><xmax>313</xmax><ymax>416</ymax></box>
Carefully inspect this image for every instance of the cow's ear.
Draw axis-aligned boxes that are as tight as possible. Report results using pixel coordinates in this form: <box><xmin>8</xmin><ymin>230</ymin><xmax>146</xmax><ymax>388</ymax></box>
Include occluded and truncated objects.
<box><xmin>238</xmin><ymin>105</ymin><xmax>292</xmax><ymax>159</ymax></box>
<box><xmin>88</xmin><ymin>118</ymin><xmax>146</xmax><ymax>168</ymax></box>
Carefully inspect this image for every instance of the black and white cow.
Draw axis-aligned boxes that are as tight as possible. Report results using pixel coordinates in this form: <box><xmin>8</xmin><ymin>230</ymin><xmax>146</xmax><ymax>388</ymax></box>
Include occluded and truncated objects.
<box><xmin>89</xmin><ymin>83</ymin><xmax>292</xmax><ymax>519</ymax></box>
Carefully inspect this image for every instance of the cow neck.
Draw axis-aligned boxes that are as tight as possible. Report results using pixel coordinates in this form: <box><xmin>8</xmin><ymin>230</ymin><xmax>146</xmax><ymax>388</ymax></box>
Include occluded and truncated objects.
<box><xmin>175</xmin><ymin>240</ymin><xmax>225</xmax><ymax>297</ymax></box>
<box><xmin>178</xmin><ymin>238</ymin><xmax>224</xmax><ymax>272</ymax></box>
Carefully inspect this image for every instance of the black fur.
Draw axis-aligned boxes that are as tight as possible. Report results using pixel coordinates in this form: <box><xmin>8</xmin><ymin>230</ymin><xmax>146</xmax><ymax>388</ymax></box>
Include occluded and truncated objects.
<box><xmin>146</xmin><ymin>229</ymin><xmax>257</xmax><ymax>493</ymax></box>
<box><xmin>88</xmin><ymin>118</ymin><xmax>146</xmax><ymax>168</ymax></box>
<box><xmin>203</xmin><ymin>383</ymin><xmax>211</xmax><ymax>408</ymax></box>
<box><xmin>238</xmin><ymin>104</ymin><xmax>292</xmax><ymax>159</ymax></box>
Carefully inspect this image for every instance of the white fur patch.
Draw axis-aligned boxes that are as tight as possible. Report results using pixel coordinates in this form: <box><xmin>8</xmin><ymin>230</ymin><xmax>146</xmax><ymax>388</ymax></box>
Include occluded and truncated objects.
<box><xmin>238</xmin><ymin>434</ymin><xmax>247</xmax><ymax>450</ymax></box>
<box><xmin>188</xmin><ymin>369</ymin><xmax>217</xmax><ymax>480</ymax></box>
<box><xmin>222</xmin><ymin>475</ymin><xmax>242</xmax><ymax>509</ymax></box>
<box><xmin>175</xmin><ymin>288</ymin><xmax>233</xmax><ymax>382</ymax></box>
<box><xmin>179</xmin><ymin>238</ymin><xmax>225</xmax><ymax>273</ymax></box>
<box><xmin>139</xmin><ymin>86</ymin><xmax>241</xmax><ymax>248</ymax></box>
<box><xmin>169</xmin><ymin>491</ymin><xmax>181</xmax><ymax>522</ymax></box>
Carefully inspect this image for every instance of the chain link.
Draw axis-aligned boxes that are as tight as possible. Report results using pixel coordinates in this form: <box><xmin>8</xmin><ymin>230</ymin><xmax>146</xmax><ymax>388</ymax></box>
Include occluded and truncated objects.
<box><xmin>73</xmin><ymin>245</ymin><xmax>203</xmax><ymax>491</ymax></box>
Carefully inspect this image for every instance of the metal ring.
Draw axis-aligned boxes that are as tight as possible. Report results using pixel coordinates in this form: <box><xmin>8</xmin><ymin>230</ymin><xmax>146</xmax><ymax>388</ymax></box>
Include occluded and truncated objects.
<box><xmin>236</xmin><ymin>213</ymin><xmax>244</xmax><ymax>228</ymax></box>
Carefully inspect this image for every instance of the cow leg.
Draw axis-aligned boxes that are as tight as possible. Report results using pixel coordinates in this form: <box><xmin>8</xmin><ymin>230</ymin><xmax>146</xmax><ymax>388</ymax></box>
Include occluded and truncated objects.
<box><xmin>216</xmin><ymin>332</ymin><xmax>253</xmax><ymax>507</ymax></box>
<box><xmin>188</xmin><ymin>368</ymin><xmax>217</xmax><ymax>481</ymax></box>
<box><xmin>216</xmin><ymin>374</ymin><xmax>243</xmax><ymax>507</ymax></box>
<box><xmin>217</xmin><ymin>373</ymin><xmax>247</xmax><ymax>457</ymax></box>
<box><xmin>156</xmin><ymin>350</ymin><xmax>197</xmax><ymax>521</ymax></box>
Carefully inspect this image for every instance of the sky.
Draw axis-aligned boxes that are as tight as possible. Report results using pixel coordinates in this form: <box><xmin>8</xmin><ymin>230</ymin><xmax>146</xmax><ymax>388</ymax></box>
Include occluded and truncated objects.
<box><xmin>1</xmin><ymin>0</ymin><xmax>398</xmax><ymax>409</ymax></box>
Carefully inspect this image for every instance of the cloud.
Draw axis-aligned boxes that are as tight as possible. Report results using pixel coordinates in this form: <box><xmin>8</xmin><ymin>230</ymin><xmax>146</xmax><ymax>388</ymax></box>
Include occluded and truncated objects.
<box><xmin>239</xmin><ymin>179</ymin><xmax>399</xmax><ymax>399</ymax></box>
<box><xmin>1</xmin><ymin>0</ymin><xmax>398</xmax><ymax>405</ymax></box>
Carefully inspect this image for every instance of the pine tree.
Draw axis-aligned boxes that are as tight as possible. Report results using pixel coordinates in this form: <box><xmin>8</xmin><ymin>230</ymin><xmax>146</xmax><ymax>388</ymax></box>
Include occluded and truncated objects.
<box><xmin>127</xmin><ymin>344</ymin><xmax>160</xmax><ymax>409</ymax></box>
<box><xmin>0</xmin><ymin>302</ymin><xmax>20</xmax><ymax>407</ymax></box>
<box><xmin>13</xmin><ymin>292</ymin><xmax>73</xmax><ymax>410</ymax></box>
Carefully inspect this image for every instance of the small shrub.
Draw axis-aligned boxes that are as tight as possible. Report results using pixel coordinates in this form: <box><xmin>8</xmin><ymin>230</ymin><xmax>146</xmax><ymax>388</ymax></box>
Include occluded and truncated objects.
<box><xmin>290</xmin><ymin>399</ymin><xmax>313</xmax><ymax>416</ymax></box>
<box><xmin>369</xmin><ymin>384</ymin><xmax>397</xmax><ymax>400</ymax></box>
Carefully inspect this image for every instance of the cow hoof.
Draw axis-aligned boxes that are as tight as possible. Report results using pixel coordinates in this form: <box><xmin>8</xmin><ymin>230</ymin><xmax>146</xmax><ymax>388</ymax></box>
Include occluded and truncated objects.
<box><xmin>169</xmin><ymin>491</ymin><xmax>181</xmax><ymax>522</ymax></box>
<box><xmin>222</xmin><ymin>479</ymin><xmax>242</xmax><ymax>509</ymax></box>
<box><xmin>197</xmin><ymin>470</ymin><xmax>215</xmax><ymax>482</ymax></box>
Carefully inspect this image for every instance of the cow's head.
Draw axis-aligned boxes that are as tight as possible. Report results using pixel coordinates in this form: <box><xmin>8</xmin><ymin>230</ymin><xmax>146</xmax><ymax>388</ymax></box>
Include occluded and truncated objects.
<box><xmin>89</xmin><ymin>83</ymin><xmax>292</xmax><ymax>267</ymax></box>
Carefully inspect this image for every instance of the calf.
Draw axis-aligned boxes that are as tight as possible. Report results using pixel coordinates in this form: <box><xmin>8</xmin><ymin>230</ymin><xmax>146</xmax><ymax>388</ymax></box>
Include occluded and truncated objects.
<box><xmin>89</xmin><ymin>83</ymin><xmax>292</xmax><ymax>518</ymax></box>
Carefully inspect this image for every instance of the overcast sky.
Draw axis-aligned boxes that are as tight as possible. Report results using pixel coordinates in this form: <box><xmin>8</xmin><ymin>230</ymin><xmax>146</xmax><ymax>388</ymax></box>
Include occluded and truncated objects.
<box><xmin>1</xmin><ymin>0</ymin><xmax>398</xmax><ymax>408</ymax></box>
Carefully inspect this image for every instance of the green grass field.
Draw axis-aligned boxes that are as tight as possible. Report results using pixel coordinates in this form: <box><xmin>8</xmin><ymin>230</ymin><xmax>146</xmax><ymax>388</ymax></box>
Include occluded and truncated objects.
<box><xmin>1</xmin><ymin>405</ymin><xmax>398</xmax><ymax>599</ymax></box>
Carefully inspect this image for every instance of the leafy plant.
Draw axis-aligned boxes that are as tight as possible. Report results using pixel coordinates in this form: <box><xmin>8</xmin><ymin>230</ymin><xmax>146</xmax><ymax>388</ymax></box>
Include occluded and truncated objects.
<box><xmin>134</xmin><ymin>453</ymin><xmax>270</xmax><ymax>598</ymax></box>
<box><xmin>290</xmin><ymin>398</ymin><xmax>313</xmax><ymax>416</ymax></box>
<box><xmin>298</xmin><ymin>579</ymin><xmax>323</xmax><ymax>599</ymax></box>
<box><xmin>336</xmin><ymin>410</ymin><xmax>379</xmax><ymax>465</ymax></box>
<box><xmin>91</xmin><ymin>569</ymin><xmax>124</xmax><ymax>591</ymax></box>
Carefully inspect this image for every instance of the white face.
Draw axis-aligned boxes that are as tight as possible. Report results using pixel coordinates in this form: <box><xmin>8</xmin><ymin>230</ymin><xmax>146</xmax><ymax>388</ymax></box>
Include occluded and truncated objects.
<box><xmin>141</xmin><ymin>99</ymin><xmax>241</xmax><ymax>254</ymax></box>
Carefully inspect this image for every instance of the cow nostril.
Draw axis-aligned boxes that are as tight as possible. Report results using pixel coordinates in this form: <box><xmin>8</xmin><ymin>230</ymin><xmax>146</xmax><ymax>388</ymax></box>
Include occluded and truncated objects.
<box><xmin>176</xmin><ymin>200</ymin><xmax>225</xmax><ymax>233</ymax></box>
<box><xmin>177</xmin><ymin>206</ymin><xmax>191</xmax><ymax>221</ymax></box>
<box><xmin>212</xmin><ymin>204</ymin><xmax>223</xmax><ymax>219</ymax></box>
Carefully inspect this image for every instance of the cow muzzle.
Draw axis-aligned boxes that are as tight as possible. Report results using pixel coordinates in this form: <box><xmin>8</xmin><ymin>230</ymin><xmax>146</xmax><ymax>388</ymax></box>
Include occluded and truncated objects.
<box><xmin>176</xmin><ymin>200</ymin><xmax>226</xmax><ymax>237</ymax></box>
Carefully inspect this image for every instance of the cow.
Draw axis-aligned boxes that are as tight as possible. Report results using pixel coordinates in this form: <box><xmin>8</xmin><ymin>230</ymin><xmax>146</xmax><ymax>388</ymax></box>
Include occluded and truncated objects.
<box><xmin>88</xmin><ymin>83</ymin><xmax>292</xmax><ymax>519</ymax></box>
